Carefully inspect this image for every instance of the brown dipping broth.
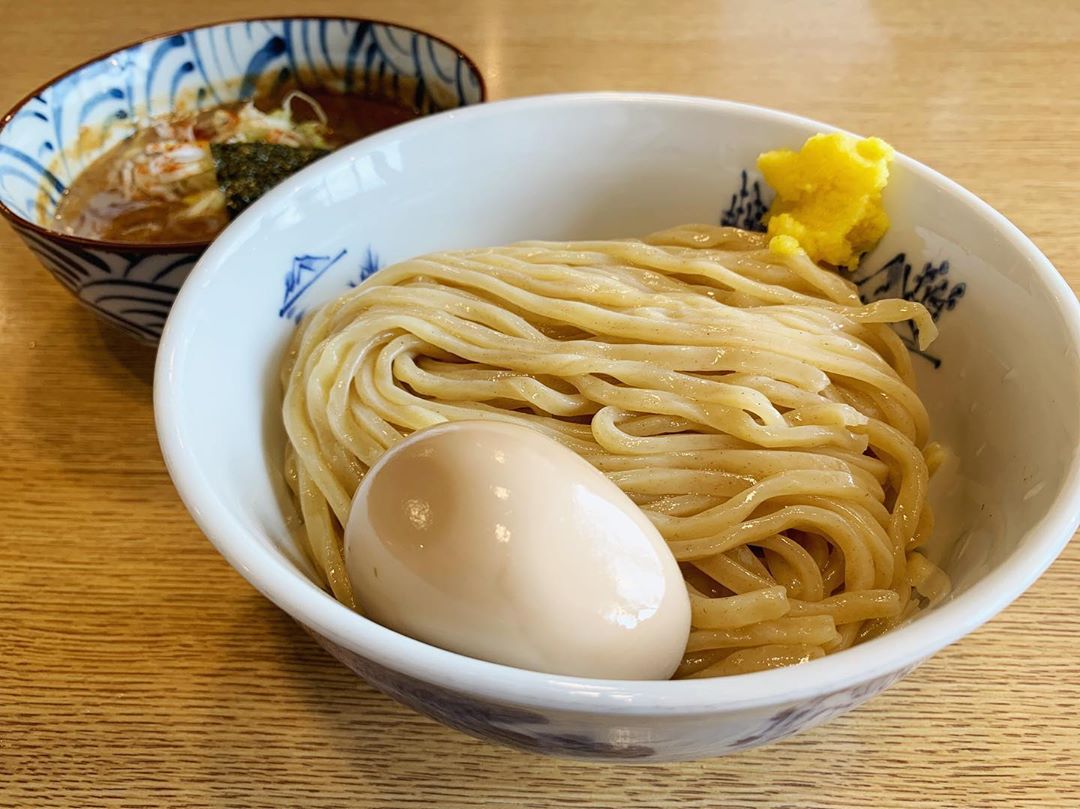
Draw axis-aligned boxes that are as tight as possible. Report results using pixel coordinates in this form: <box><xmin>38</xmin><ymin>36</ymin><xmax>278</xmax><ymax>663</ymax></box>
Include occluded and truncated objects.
<box><xmin>52</xmin><ymin>88</ymin><xmax>419</xmax><ymax>244</ymax></box>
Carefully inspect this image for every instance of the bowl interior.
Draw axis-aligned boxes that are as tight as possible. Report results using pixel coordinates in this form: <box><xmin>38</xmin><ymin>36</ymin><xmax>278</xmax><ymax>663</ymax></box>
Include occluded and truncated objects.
<box><xmin>0</xmin><ymin>17</ymin><xmax>484</xmax><ymax>228</ymax></box>
<box><xmin>157</xmin><ymin>94</ymin><xmax>1080</xmax><ymax>691</ymax></box>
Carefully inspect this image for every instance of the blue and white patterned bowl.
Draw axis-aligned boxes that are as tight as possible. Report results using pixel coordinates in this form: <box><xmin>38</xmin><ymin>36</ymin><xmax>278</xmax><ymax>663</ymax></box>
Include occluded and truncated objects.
<box><xmin>0</xmin><ymin>17</ymin><xmax>484</xmax><ymax>343</ymax></box>
<box><xmin>155</xmin><ymin>94</ymin><xmax>1080</xmax><ymax>761</ymax></box>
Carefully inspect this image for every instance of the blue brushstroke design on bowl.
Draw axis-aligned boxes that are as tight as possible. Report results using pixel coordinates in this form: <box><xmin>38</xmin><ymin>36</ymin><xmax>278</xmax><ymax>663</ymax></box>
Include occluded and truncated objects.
<box><xmin>720</xmin><ymin>168</ymin><xmax>965</xmax><ymax>368</ymax></box>
<box><xmin>308</xmin><ymin>625</ymin><xmax>915</xmax><ymax>761</ymax></box>
<box><xmin>0</xmin><ymin>17</ymin><xmax>485</xmax><ymax>343</ymax></box>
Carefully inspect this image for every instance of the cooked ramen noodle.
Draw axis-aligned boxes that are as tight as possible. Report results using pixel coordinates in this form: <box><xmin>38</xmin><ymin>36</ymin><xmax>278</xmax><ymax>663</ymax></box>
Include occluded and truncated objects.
<box><xmin>280</xmin><ymin>223</ymin><xmax>951</xmax><ymax>678</ymax></box>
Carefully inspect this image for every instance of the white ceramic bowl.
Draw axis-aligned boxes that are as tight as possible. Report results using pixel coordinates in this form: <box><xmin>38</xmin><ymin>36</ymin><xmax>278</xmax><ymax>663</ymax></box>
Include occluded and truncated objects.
<box><xmin>154</xmin><ymin>93</ymin><xmax>1080</xmax><ymax>762</ymax></box>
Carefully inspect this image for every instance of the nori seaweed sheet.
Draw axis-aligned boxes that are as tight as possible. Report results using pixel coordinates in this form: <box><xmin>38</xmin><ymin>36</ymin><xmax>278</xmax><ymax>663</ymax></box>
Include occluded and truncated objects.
<box><xmin>211</xmin><ymin>142</ymin><xmax>331</xmax><ymax>218</ymax></box>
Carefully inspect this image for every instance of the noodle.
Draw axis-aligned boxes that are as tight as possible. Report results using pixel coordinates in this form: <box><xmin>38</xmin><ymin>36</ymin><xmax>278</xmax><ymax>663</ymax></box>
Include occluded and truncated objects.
<box><xmin>280</xmin><ymin>223</ymin><xmax>948</xmax><ymax>676</ymax></box>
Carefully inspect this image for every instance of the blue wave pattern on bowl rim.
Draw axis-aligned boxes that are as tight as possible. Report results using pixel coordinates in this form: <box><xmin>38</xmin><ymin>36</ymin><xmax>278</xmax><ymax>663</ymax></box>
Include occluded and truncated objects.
<box><xmin>13</xmin><ymin>225</ymin><xmax>189</xmax><ymax>340</ymax></box>
<box><xmin>0</xmin><ymin>18</ymin><xmax>483</xmax><ymax>342</ymax></box>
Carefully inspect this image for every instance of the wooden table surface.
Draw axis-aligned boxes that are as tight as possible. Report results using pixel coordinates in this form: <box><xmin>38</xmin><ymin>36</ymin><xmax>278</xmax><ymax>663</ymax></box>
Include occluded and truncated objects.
<box><xmin>2</xmin><ymin>0</ymin><xmax>1079</xmax><ymax>806</ymax></box>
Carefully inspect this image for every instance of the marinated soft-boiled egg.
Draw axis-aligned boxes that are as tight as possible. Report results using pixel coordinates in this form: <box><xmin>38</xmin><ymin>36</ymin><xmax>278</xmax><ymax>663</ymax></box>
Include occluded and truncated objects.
<box><xmin>344</xmin><ymin>420</ymin><xmax>691</xmax><ymax>680</ymax></box>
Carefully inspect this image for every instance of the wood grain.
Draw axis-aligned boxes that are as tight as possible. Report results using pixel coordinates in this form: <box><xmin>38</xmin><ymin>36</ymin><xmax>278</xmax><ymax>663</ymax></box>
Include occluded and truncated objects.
<box><xmin>1</xmin><ymin>0</ymin><xmax>1078</xmax><ymax>806</ymax></box>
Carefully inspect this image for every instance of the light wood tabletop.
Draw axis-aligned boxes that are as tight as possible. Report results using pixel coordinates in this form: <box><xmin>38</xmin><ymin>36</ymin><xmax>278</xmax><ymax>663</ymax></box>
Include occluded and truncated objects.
<box><xmin>2</xmin><ymin>0</ymin><xmax>1078</xmax><ymax>806</ymax></box>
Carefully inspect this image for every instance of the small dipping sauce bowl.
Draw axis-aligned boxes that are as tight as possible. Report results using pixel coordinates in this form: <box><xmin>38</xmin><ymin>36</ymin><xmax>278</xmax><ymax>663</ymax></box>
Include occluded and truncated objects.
<box><xmin>0</xmin><ymin>16</ymin><xmax>484</xmax><ymax>342</ymax></box>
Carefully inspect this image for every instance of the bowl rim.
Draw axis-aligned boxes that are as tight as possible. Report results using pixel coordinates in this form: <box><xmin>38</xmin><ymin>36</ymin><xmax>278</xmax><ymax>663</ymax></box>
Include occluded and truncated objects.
<box><xmin>0</xmin><ymin>14</ymin><xmax>487</xmax><ymax>254</ymax></box>
<box><xmin>155</xmin><ymin>91</ymin><xmax>1080</xmax><ymax>714</ymax></box>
